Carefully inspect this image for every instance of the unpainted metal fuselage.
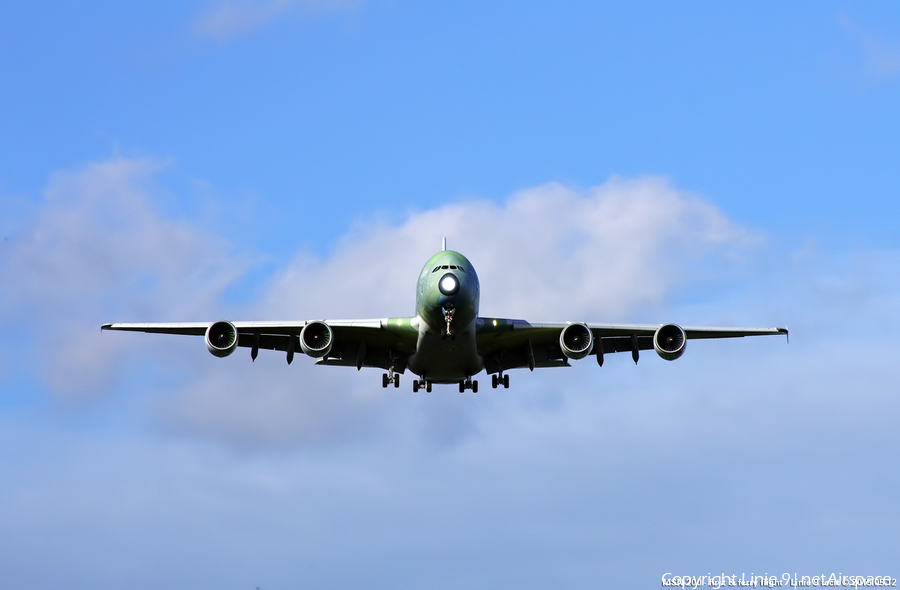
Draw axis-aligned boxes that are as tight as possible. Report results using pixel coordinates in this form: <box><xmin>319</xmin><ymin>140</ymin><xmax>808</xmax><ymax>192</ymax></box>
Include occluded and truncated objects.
<box><xmin>408</xmin><ymin>250</ymin><xmax>482</xmax><ymax>383</ymax></box>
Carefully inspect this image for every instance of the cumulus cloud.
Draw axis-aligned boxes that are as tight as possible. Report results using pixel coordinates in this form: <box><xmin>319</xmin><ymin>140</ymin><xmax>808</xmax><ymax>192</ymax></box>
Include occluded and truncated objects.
<box><xmin>839</xmin><ymin>13</ymin><xmax>900</xmax><ymax>81</ymax></box>
<box><xmin>195</xmin><ymin>0</ymin><xmax>363</xmax><ymax>40</ymax></box>
<box><xmin>260</xmin><ymin>178</ymin><xmax>756</xmax><ymax>323</ymax></box>
<box><xmin>0</xmin><ymin>157</ymin><xmax>771</xmax><ymax>447</ymax></box>
<box><xmin>119</xmin><ymin>173</ymin><xmax>762</xmax><ymax>447</ymax></box>
<box><xmin>0</xmin><ymin>157</ymin><xmax>244</xmax><ymax>399</ymax></box>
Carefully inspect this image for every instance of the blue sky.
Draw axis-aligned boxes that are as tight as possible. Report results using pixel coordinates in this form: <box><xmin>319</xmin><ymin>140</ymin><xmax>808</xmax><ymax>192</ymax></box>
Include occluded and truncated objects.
<box><xmin>2</xmin><ymin>2</ymin><xmax>900</xmax><ymax>588</ymax></box>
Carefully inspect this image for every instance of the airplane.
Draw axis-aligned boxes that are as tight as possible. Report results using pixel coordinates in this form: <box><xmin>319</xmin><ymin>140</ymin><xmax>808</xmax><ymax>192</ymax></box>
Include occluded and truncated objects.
<box><xmin>102</xmin><ymin>240</ymin><xmax>787</xmax><ymax>393</ymax></box>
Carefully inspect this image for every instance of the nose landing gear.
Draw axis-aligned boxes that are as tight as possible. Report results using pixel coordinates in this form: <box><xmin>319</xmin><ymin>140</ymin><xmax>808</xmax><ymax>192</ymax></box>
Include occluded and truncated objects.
<box><xmin>441</xmin><ymin>306</ymin><xmax>456</xmax><ymax>339</ymax></box>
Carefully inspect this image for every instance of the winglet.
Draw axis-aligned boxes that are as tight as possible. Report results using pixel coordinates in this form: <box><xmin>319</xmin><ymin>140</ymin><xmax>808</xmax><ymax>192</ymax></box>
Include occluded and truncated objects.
<box><xmin>442</xmin><ymin>237</ymin><xmax>447</xmax><ymax>251</ymax></box>
<box><xmin>781</xmin><ymin>326</ymin><xmax>789</xmax><ymax>344</ymax></box>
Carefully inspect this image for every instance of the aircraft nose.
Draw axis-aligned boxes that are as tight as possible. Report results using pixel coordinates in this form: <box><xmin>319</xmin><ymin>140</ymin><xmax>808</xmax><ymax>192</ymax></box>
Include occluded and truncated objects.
<box><xmin>438</xmin><ymin>273</ymin><xmax>460</xmax><ymax>296</ymax></box>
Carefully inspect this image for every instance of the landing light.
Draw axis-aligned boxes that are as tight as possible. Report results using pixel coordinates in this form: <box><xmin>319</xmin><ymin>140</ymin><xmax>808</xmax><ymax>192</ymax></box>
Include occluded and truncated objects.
<box><xmin>438</xmin><ymin>273</ymin><xmax>459</xmax><ymax>296</ymax></box>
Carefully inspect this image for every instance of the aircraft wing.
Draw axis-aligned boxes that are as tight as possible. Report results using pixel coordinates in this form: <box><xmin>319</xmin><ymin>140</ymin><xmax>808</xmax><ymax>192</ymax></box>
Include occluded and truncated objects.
<box><xmin>475</xmin><ymin>319</ymin><xmax>787</xmax><ymax>373</ymax></box>
<box><xmin>101</xmin><ymin>319</ymin><xmax>419</xmax><ymax>372</ymax></box>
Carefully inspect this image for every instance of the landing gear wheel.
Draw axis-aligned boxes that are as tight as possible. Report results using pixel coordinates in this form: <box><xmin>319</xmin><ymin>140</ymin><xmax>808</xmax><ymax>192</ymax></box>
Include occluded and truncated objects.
<box><xmin>459</xmin><ymin>382</ymin><xmax>465</xmax><ymax>393</ymax></box>
<box><xmin>382</xmin><ymin>373</ymin><xmax>388</xmax><ymax>388</ymax></box>
<box><xmin>394</xmin><ymin>375</ymin><xmax>400</xmax><ymax>388</ymax></box>
<box><xmin>503</xmin><ymin>374</ymin><xmax>509</xmax><ymax>388</ymax></box>
<box><xmin>491</xmin><ymin>374</ymin><xmax>498</xmax><ymax>389</ymax></box>
<box><xmin>413</xmin><ymin>380</ymin><xmax>419</xmax><ymax>393</ymax></box>
<box><xmin>426</xmin><ymin>381</ymin><xmax>432</xmax><ymax>393</ymax></box>
<box><xmin>472</xmin><ymin>380</ymin><xmax>478</xmax><ymax>393</ymax></box>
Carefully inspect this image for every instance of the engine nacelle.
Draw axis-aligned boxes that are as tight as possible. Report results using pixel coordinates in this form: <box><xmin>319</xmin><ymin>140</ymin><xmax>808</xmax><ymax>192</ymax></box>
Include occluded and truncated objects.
<box><xmin>300</xmin><ymin>321</ymin><xmax>334</xmax><ymax>358</ymax></box>
<box><xmin>559</xmin><ymin>322</ymin><xmax>593</xmax><ymax>360</ymax></box>
<box><xmin>206</xmin><ymin>320</ymin><xmax>238</xmax><ymax>358</ymax></box>
<box><xmin>654</xmin><ymin>323</ymin><xmax>686</xmax><ymax>361</ymax></box>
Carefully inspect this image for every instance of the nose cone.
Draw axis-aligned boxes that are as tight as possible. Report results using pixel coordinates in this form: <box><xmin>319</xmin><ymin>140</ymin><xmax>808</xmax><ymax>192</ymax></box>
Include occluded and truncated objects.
<box><xmin>438</xmin><ymin>273</ymin><xmax>460</xmax><ymax>296</ymax></box>
<box><xmin>415</xmin><ymin>250</ymin><xmax>480</xmax><ymax>330</ymax></box>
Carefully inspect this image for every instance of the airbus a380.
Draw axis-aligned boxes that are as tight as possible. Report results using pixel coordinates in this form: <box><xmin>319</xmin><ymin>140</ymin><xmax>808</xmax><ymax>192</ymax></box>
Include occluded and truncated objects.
<box><xmin>102</xmin><ymin>240</ymin><xmax>787</xmax><ymax>393</ymax></box>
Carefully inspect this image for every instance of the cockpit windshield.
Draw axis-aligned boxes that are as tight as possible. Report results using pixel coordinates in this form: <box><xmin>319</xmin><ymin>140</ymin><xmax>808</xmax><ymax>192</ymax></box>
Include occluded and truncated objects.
<box><xmin>433</xmin><ymin>265</ymin><xmax>465</xmax><ymax>273</ymax></box>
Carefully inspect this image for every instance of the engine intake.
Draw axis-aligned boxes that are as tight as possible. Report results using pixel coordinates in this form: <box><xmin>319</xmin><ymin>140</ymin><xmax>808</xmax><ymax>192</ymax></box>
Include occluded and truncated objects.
<box><xmin>559</xmin><ymin>323</ymin><xmax>593</xmax><ymax>360</ymax></box>
<box><xmin>300</xmin><ymin>321</ymin><xmax>334</xmax><ymax>358</ymax></box>
<box><xmin>654</xmin><ymin>323</ymin><xmax>686</xmax><ymax>361</ymax></box>
<box><xmin>206</xmin><ymin>321</ymin><xmax>238</xmax><ymax>358</ymax></box>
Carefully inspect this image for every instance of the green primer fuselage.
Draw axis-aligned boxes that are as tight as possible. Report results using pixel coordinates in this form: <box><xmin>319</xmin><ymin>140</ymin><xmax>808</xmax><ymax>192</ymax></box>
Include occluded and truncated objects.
<box><xmin>407</xmin><ymin>250</ymin><xmax>483</xmax><ymax>382</ymax></box>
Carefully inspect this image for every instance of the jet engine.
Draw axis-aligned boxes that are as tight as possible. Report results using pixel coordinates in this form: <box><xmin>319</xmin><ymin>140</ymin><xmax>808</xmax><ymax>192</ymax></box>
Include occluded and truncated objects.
<box><xmin>559</xmin><ymin>323</ymin><xmax>593</xmax><ymax>360</ymax></box>
<box><xmin>654</xmin><ymin>323</ymin><xmax>686</xmax><ymax>361</ymax></box>
<box><xmin>300</xmin><ymin>321</ymin><xmax>334</xmax><ymax>358</ymax></box>
<box><xmin>206</xmin><ymin>320</ymin><xmax>238</xmax><ymax>357</ymax></box>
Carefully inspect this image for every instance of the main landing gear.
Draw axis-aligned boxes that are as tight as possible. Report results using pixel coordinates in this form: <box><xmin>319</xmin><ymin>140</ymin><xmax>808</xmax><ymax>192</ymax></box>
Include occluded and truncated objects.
<box><xmin>382</xmin><ymin>369</ymin><xmax>400</xmax><ymax>388</ymax></box>
<box><xmin>459</xmin><ymin>378</ymin><xmax>478</xmax><ymax>393</ymax></box>
<box><xmin>491</xmin><ymin>373</ymin><xmax>510</xmax><ymax>389</ymax></box>
<box><xmin>412</xmin><ymin>378</ymin><xmax>432</xmax><ymax>393</ymax></box>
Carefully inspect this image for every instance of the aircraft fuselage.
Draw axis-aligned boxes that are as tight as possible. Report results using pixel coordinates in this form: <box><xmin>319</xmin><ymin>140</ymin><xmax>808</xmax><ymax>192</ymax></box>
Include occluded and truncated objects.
<box><xmin>408</xmin><ymin>250</ymin><xmax>483</xmax><ymax>382</ymax></box>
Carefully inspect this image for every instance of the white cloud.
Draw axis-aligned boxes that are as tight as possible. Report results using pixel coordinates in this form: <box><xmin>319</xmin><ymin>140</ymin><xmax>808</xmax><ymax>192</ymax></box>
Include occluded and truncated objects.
<box><xmin>0</xmin><ymin>157</ymin><xmax>245</xmax><ymax>399</ymax></box>
<box><xmin>839</xmin><ymin>13</ymin><xmax>900</xmax><ymax>81</ymax></box>
<box><xmin>195</xmin><ymin>0</ymin><xmax>363</xmax><ymax>40</ymax></box>
<box><xmin>0</xmin><ymin>158</ymin><xmax>787</xmax><ymax>448</ymax></box>
<box><xmin>260</xmin><ymin>178</ymin><xmax>755</xmax><ymax>323</ymax></box>
<box><xmin>1</xmin><ymin>157</ymin><xmax>763</xmax><ymax>444</ymax></box>
<box><xmin>128</xmin><ymin>175</ymin><xmax>762</xmax><ymax>448</ymax></box>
